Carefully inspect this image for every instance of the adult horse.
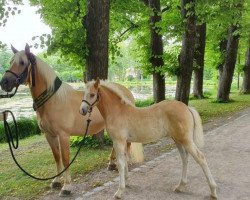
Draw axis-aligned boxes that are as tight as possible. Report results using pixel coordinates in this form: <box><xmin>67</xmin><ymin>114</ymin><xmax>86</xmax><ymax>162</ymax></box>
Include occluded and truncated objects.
<box><xmin>0</xmin><ymin>44</ymin><xmax>144</xmax><ymax>196</ymax></box>
<box><xmin>80</xmin><ymin>78</ymin><xmax>218</xmax><ymax>199</ymax></box>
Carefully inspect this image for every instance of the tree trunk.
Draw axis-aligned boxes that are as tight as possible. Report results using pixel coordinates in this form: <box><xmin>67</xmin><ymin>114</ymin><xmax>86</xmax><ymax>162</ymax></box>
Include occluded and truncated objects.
<box><xmin>85</xmin><ymin>0</ymin><xmax>110</xmax><ymax>142</ymax></box>
<box><xmin>242</xmin><ymin>38</ymin><xmax>250</xmax><ymax>93</ymax></box>
<box><xmin>175</xmin><ymin>0</ymin><xmax>196</xmax><ymax>105</ymax></box>
<box><xmin>148</xmin><ymin>0</ymin><xmax>165</xmax><ymax>103</ymax></box>
<box><xmin>218</xmin><ymin>39</ymin><xmax>228</xmax><ymax>80</ymax></box>
<box><xmin>85</xmin><ymin>0</ymin><xmax>110</xmax><ymax>81</ymax></box>
<box><xmin>217</xmin><ymin>25</ymin><xmax>240</xmax><ymax>102</ymax></box>
<box><xmin>193</xmin><ymin>23</ymin><xmax>206</xmax><ymax>99</ymax></box>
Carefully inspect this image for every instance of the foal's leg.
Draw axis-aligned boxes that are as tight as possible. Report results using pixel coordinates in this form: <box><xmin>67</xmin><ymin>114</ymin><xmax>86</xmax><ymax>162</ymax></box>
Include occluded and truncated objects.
<box><xmin>108</xmin><ymin>142</ymin><xmax>131</xmax><ymax>171</ymax></box>
<box><xmin>113</xmin><ymin>140</ymin><xmax>127</xmax><ymax>199</ymax></box>
<box><xmin>174</xmin><ymin>142</ymin><xmax>189</xmax><ymax>192</ymax></box>
<box><xmin>45</xmin><ymin>133</ymin><xmax>63</xmax><ymax>189</ymax></box>
<box><xmin>185</xmin><ymin>142</ymin><xmax>217</xmax><ymax>199</ymax></box>
<box><xmin>58</xmin><ymin>134</ymin><xmax>72</xmax><ymax>196</ymax></box>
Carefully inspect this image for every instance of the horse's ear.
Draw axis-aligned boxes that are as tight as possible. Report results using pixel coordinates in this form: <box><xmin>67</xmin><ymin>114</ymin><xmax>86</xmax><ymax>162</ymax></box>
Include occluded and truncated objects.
<box><xmin>25</xmin><ymin>43</ymin><xmax>30</xmax><ymax>55</ymax></box>
<box><xmin>94</xmin><ymin>77</ymin><xmax>100</xmax><ymax>89</ymax></box>
<box><xmin>11</xmin><ymin>45</ymin><xmax>18</xmax><ymax>54</ymax></box>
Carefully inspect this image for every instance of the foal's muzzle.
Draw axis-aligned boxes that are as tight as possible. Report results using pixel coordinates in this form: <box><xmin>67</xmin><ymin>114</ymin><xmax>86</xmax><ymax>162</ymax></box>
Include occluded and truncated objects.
<box><xmin>80</xmin><ymin>103</ymin><xmax>89</xmax><ymax>116</ymax></box>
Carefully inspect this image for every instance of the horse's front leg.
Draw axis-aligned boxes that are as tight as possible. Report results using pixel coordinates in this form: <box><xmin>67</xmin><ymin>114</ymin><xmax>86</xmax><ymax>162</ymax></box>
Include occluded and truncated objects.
<box><xmin>113</xmin><ymin>140</ymin><xmax>127</xmax><ymax>199</ymax></box>
<box><xmin>45</xmin><ymin>133</ymin><xmax>63</xmax><ymax>189</ymax></box>
<box><xmin>58</xmin><ymin>134</ymin><xmax>72</xmax><ymax>196</ymax></box>
<box><xmin>107</xmin><ymin>147</ymin><xmax>118</xmax><ymax>171</ymax></box>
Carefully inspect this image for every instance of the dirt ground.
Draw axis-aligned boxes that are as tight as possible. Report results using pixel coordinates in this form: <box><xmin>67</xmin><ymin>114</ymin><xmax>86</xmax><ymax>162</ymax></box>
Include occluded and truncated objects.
<box><xmin>39</xmin><ymin>107</ymin><xmax>250</xmax><ymax>200</ymax></box>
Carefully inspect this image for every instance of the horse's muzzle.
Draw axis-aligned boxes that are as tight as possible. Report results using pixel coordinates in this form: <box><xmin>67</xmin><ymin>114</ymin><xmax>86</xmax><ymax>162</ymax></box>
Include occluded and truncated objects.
<box><xmin>0</xmin><ymin>77</ymin><xmax>15</xmax><ymax>92</ymax></box>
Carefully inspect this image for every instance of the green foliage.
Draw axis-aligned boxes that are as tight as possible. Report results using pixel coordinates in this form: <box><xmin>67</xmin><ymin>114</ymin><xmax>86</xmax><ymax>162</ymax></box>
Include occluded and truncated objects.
<box><xmin>30</xmin><ymin>0</ymin><xmax>87</xmax><ymax>66</ymax></box>
<box><xmin>0</xmin><ymin>117</ymin><xmax>41</xmax><ymax>143</ymax></box>
<box><xmin>70</xmin><ymin>134</ymin><xmax>112</xmax><ymax>149</ymax></box>
<box><xmin>0</xmin><ymin>48</ymin><xmax>13</xmax><ymax>78</ymax></box>
<box><xmin>135</xmin><ymin>98</ymin><xmax>154</xmax><ymax>107</ymax></box>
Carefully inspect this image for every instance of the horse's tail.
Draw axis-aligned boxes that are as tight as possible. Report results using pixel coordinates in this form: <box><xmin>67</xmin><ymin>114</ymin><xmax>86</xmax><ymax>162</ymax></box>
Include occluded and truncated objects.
<box><xmin>130</xmin><ymin>143</ymin><xmax>144</xmax><ymax>163</ymax></box>
<box><xmin>188</xmin><ymin>107</ymin><xmax>204</xmax><ymax>148</ymax></box>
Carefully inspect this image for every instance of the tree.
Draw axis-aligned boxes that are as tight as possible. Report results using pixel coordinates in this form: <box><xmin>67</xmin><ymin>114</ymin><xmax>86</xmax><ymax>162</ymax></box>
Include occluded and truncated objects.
<box><xmin>217</xmin><ymin>24</ymin><xmax>240</xmax><ymax>102</ymax></box>
<box><xmin>85</xmin><ymin>0</ymin><xmax>110</xmax><ymax>81</ymax></box>
<box><xmin>216</xmin><ymin>0</ymin><xmax>244</xmax><ymax>102</ymax></box>
<box><xmin>175</xmin><ymin>0</ymin><xmax>196</xmax><ymax>105</ymax></box>
<box><xmin>143</xmin><ymin>0</ymin><xmax>165</xmax><ymax>103</ymax></box>
<box><xmin>193</xmin><ymin>23</ymin><xmax>206</xmax><ymax>99</ymax></box>
<box><xmin>242</xmin><ymin>36</ymin><xmax>250</xmax><ymax>93</ymax></box>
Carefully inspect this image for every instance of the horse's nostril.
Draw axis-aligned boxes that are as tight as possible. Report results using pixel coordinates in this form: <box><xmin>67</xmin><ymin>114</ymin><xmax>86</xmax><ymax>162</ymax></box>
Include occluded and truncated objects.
<box><xmin>2</xmin><ymin>79</ymin><xmax>8</xmax><ymax>86</ymax></box>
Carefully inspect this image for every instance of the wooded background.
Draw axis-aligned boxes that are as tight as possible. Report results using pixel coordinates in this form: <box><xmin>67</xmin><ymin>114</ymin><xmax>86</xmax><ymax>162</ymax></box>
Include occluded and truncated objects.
<box><xmin>0</xmin><ymin>0</ymin><xmax>250</xmax><ymax>105</ymax></box>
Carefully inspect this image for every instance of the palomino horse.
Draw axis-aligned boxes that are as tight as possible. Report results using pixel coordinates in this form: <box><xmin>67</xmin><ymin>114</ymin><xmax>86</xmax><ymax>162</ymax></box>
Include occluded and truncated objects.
<box><xmin>80</xmin><ymin>78</ymin><xmax>218</xmax><ymax>199</ymax></box>
<box><xmin>0</xmin><ymin>44</ymin><xmax>144</xmax><ymax>196</ymax></box>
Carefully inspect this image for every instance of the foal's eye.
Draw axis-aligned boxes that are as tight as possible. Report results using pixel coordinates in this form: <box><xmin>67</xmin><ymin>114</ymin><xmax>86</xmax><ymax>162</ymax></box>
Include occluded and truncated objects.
<box><xmin>90</xmin><ymin>93</ymin><xmax>95</xmax><ymax>98</ymax></box>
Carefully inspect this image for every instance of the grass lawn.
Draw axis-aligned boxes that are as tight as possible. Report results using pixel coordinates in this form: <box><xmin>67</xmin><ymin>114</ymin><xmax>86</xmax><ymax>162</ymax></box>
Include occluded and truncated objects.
<box><xmin>0</xmin><ymin>88</ymin><xmax>250</xmax><ymax>199</ymax></box>
<box><xmin>0</xmin><ymin>135</ymin><xmax>111</xmax><ymax>199</ymax></box>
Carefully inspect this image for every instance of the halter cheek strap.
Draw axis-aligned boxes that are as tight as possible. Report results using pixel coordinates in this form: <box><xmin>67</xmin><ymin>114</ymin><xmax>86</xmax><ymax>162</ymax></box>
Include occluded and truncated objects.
<box><xmin>82</xmin><ymin>93</ymin><xmax>100</xmax><ymax>113</ymax></box>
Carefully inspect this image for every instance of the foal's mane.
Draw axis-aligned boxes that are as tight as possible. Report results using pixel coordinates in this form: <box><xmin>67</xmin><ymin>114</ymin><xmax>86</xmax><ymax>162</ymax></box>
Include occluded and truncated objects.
<box><xmin>87</xmin><ymin>80</ymin><xmax>133</xmax><ymax>106</ymax></box>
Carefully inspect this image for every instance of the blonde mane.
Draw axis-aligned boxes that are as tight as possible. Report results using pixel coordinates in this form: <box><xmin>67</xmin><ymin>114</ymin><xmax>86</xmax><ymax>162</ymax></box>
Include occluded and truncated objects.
<box><xmin>34</xmin><ymin>55</ymin><xmax>73</xmax><ymax>101</ymax></box>
<box><xmin>87</xmin><ymin>80</ymin><xmax>133</xmax><ymax>106</ymax></box>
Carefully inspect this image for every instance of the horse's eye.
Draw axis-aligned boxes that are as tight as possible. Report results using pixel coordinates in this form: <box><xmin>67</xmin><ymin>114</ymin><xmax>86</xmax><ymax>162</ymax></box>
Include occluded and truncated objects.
<box><xmin>90</xmin><ymin>93</ymin><xmax>95</xmax><ymax>98</ymax></box>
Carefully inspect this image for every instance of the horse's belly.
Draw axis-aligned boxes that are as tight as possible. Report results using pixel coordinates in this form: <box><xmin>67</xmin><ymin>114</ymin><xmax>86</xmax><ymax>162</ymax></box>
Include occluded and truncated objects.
<box><xmin>128</xmin><ymin>122</ymin><xmax>167</xmax><ymax>144</ymax></box>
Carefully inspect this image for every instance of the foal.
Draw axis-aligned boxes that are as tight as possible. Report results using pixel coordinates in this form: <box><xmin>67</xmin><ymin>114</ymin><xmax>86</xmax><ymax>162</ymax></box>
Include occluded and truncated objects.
<box><xmin>80</xmin><ymin>78</ymin><xmax>217</xmax><ymax>199</ymax></box>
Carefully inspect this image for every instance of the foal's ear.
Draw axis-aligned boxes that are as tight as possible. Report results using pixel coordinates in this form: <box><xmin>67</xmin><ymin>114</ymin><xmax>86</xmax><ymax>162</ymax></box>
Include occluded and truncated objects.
<box><xmin>25</xmin><ymin>43</ymin><xmax>30</xmax><ymax>55</ymax></box>
<box><xmin>11</xmin><ymin>45</ymin><xmax>19</xmax><ymax>54</ymax></box>
<box><xmin>94</xmin><ymin>77</ymin><xmax>100</xmax><ymax>88</ymax></box>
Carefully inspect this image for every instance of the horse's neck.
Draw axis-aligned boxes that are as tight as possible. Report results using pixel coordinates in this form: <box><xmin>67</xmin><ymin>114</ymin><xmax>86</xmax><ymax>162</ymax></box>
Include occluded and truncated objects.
<box><xmin>29</xmin><ymin>59</ymin><xmax>54</xmax><ymax>100</ymax></box>
<box><xmin>97</xmin><ymin>86</ymin><xmax>126</xmax><ymax>120</ymax></box>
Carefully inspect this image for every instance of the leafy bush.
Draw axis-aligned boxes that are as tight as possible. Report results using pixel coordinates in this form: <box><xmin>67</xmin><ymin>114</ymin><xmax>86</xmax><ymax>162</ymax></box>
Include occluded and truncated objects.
<box><xmin>0</xmin><ymin>117</ymin><xmax>41</xmax><ymax>143</ymax></box>
<box><xmin>70</xmin><ymin>134</ymin><xmax>112</xmax><ymax>148</ymax></box>
<box><xmin>135</xmin><ymin>98</ymin><xmax>154</xmax><ymax>107</ymax></box>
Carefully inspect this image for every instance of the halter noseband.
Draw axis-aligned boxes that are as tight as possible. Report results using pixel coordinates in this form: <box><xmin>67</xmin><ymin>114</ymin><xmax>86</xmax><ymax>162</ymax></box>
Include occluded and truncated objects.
<box><xmin>82</xmin><ymin>93</ymin><xmax>100</xmax><ymax>114</ymax></box>
<box><xmin>5</xmin><ymin>67</ymin><xmax>29</xmax><ymax>86</ymax></box>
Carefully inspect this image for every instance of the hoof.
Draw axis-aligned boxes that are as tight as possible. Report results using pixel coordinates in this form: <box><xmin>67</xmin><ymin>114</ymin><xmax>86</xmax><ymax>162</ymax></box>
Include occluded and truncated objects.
<box><xmin>114</xmin><ymin>189</ymin><xmax>123</xmax><ymax>199</ymax></box>
<box><xmin>210</xmin><ymin>194</ymin><xmax>218</xmax><ymax>200</ymax></box>
<box><xmin>108</xmin><ymin>163</ymin><xmax>118</xmax><ymax>171</ymax></box>
<box><xmin>59</xmin><ymin>190</ymin><xmax>71</xmax><ymax>197</ymax></box>
<box><xmin>174</xmin><ymin>187</ymin><xmax>182</xmax><ymax>193</ymax></box>
<box><xmin>50</xmin><ymin>182</ymin><xmax>62</xmax><ymax>189</ymax></box>
<box><xmin>174</xmin><ymin>183</ymin><xmax>186</xmax><ymax>193</ymax></box>
<box><xmin>114</xmin><ymin>193</ymin><xmax>122</xmax><ymax>199</ymax></box>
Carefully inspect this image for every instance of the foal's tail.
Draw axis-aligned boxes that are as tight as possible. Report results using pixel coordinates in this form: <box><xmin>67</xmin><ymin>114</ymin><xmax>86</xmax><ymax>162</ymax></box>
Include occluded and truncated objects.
<box><xmin>130</xmin><ymin>143</ymin><xmax>144</xmax><ymax>163</ymax></box>
<box><xmin>188</xmin><ymin>107</ymin><xmax>204</xmax><ymax>148</ymax></box>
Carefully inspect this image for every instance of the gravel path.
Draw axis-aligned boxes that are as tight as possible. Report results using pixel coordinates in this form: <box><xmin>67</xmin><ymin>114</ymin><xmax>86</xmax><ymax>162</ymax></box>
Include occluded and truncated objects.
<box><xmin>41</xmin><ymin>108</ymin><xmax>250</xmax><ymax>200</ymax></box>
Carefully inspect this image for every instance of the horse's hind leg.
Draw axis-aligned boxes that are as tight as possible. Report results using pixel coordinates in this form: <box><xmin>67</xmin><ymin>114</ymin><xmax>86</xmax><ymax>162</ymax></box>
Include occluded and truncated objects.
<box><xmin>45</xmin><ymin>133</ymin><xmax>63</xmax><ymax>189</ymax></box>
<box><xmin>174</xmin><ymin>142</ymin><xmax>189</xmax><ymax>193</ymax></box>
<box><xmin>108</xmin><ymin>142</ymin><xmax>131</xmax><ymax>171</ymax></box>
<box><xmin>184</xmin><ymin>142</ymin><xmax>217</xmax><ymax>199</ymax></box>
<box><xmin>107</xmin><ymin>147</ymin><xmax>117</xmax><ymax>171</ymax></box>
<box><xmin>113</xmin><ymin>140</ymin><xmax>127</xmax><ymax>199</ymax></box>
<box><xmin>58</xmin><ymin>134</ymin><xmax>72</xmax><ymax>196</ymax></box>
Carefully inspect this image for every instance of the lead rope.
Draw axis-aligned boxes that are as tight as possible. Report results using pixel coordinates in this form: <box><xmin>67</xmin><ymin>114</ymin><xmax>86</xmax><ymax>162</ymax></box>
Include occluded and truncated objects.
<box><xmin>3</xmin><ymin>109</ymin><xmax>92</xmax><ymax>181</ymax></box>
